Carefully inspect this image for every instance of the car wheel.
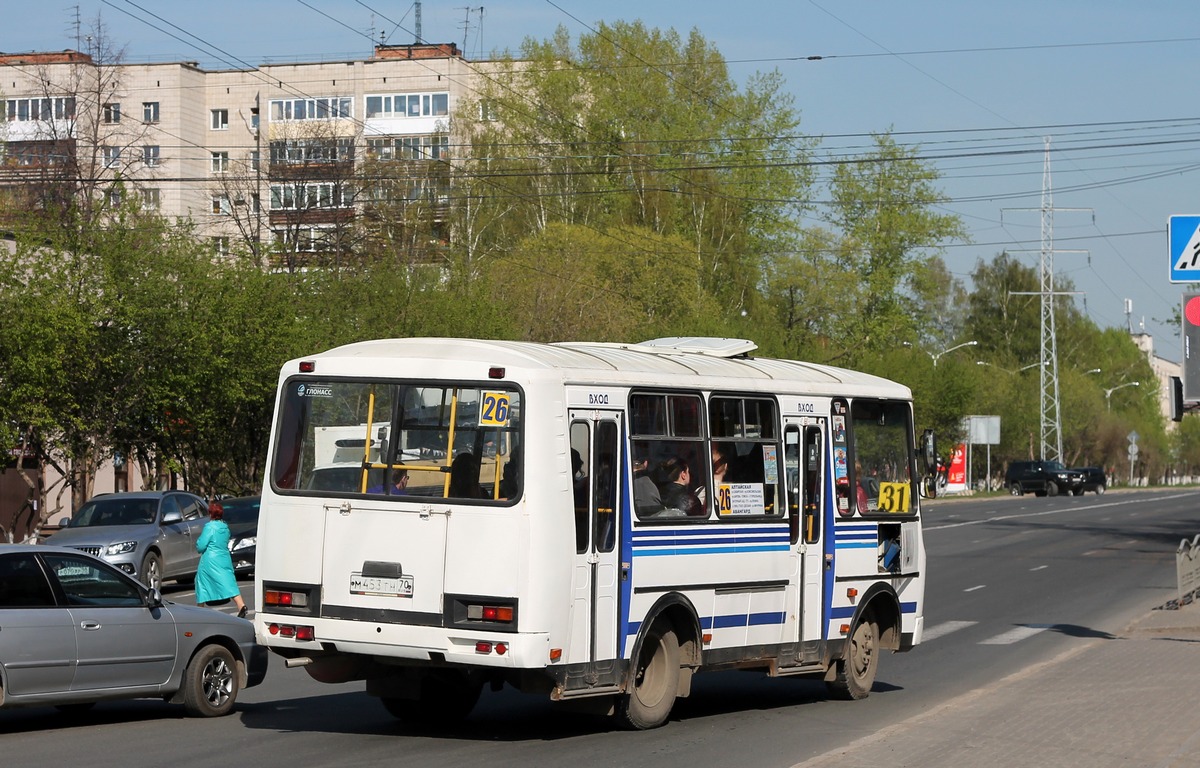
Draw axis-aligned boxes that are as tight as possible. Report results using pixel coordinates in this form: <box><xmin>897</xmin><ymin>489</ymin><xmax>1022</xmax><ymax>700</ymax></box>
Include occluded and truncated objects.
<box><xmin>1096</xmin><ymin>483</ymin><xmax>1106</xmax><ymax>495</ymax></box>
<box><xmin>182</xmin><ymin>644</ymin><xmax>240</xmax><ymax>717</ymax></box>
<box><xmin>1046</xmin><ymin>481</ymin><xmax>1059</xmax><ymax>497</ymax></box>
<box><xmin>140</xmin><ymin>551</ymin><xmax>163</xmax><ymax>592</ymax></box>
<box><xmin>1009</xmin><ymin>483</ymin><xmax>1022</xmax><ymax>496</ymax></box>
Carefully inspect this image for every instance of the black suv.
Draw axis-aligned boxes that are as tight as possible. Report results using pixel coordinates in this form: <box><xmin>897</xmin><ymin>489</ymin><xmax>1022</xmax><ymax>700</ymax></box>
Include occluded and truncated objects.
<box><xmin>1005</xmin><ymin>460</ymin><xmax>1086</xmax><ymax>497</ymax></box>
<box><xmin>1073</xmin><ymin>466</ymin><xmax>1107</xmax><ymax>495</ymax></box>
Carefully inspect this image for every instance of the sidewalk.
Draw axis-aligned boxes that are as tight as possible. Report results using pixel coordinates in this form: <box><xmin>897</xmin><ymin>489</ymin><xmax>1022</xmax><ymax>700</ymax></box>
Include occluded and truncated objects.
<box><xmin>795</xmin><ymin>597</ymin><xmax>1200</xmax><ymax>768</ymax></box>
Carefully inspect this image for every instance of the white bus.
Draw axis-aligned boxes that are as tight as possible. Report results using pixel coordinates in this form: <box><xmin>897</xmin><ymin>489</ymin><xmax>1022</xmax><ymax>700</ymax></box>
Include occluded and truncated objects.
<box><xmin>255</xmin><ymin>336</ymin><xmax>935</xmax><ymax>729</ymax></box>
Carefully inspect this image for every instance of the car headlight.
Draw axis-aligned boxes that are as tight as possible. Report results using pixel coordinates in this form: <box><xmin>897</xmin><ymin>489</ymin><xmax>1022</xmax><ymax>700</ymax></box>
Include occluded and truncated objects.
<box><xmin>230</xmin><ymin>536</ymin><xmax>256</xmax><ymax>552</ymax></box>
<box><xmin>106</xmin><ymin>540</ymin><xmax>138</xmax><ymax>556</ymax></box>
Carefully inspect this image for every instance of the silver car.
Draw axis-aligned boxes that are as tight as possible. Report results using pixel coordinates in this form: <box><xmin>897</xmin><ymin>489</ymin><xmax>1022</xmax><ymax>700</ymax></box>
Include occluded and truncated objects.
<box><xmin>45</xmin><ymin>491</ymin><xmax>208</xmax><ymax>591</ymax></box>
<box><xmin>0</xmin><ymin>544</ymin><xmax>267</xmax><ymax>716</ymax></box>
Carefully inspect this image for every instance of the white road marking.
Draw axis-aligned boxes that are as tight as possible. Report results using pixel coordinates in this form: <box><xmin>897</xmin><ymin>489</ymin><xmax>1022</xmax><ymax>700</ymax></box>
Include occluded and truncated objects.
<box><xmin>964</xmin><ymin>584</ymin><xmax>986</xmax><ymax>592</ymax></box>
<box><xmin>922</xmin><ymin>620</ymin><xmax>978</xmax><ymax>641</ymax></box>
<box><xmin>1030</xmin><ymin>565</ymin><xmax>1048</xmax><ymax>571</ymax></box>
<box><xmin>980</xmin><ymin>625</ymin><xmax>1051</xmax><ymax>645</ymax></box>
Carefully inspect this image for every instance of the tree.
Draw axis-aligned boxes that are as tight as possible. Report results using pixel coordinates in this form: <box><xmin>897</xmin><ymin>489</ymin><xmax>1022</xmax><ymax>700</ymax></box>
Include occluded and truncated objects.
<box><xmin>820</xmin><ymin>134</ymin><xmax>966</xmax><ymax>358</ymax></box>
<box><xmin>450</xmin><ymin>21</ymin><xmax>813</xmax><ymax>323</ymax></box>
<box><xmin>484</xmin><ymin>223</ymin><xmax>722</xmax><ymax>342</ymax></box>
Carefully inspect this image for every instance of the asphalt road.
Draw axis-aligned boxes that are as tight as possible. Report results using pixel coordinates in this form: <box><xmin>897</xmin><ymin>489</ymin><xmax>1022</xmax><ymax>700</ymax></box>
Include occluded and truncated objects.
<box><xmin>3</xmin><ymin>488</ymin><xmax>1195</xmax><ymax>768</ymax></box>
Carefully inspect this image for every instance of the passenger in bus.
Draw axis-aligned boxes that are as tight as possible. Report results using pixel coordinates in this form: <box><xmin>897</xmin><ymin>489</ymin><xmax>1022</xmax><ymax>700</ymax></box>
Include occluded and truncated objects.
<box><xmin>367</xmin><ymin>468</ymin><xmax>408</xmax><ymax>495</ymax></box>
<box><xmin>656</xmin><ymin>456</ymin><xmax>702</xmax><ymax>517</ymax></box>
<box><xmin>711</xmin><ymin>442</ymin><xmax>732</xmax><ymax>486</ymax></box>
<box><xmin>571</xmin><ymin>449</ymin><xmax>588</xmax><ymax>507</ymax></box>
<box><xmin>449</xmin><ymin>453</ymin><xmax>484</xmax><ymax>498</ymax></box>
<box><xmin>499</xmin><ymin>446</ymin><xmax>521</xmax><ymax>499</ymax></box>
<box><xmin>633</xmin><ymin>456</ymin><xmax>663</xmax><ymax>516</ymax></box>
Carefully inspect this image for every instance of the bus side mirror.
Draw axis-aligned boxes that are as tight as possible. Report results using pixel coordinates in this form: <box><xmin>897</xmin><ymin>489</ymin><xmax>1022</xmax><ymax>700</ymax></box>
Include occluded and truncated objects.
<box><xmin>920</xmin><ymin>429</ymin><xmax>937</xmax><ymax>477</ymax></box>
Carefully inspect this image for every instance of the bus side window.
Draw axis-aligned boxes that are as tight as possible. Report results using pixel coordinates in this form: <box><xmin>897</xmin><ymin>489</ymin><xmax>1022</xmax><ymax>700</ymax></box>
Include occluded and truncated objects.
<box><xmin>569</xmin><ymin>422</ymin><xmax>590</xmax><ymax>553</ymax></box>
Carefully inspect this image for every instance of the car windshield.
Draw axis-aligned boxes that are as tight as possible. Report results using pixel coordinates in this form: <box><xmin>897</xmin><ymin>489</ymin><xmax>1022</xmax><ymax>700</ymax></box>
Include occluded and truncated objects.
<box><xmin>221</xmin><ymin>499</ymin><xmax>260</xmax><ymax>525</ymax></box>
<box><xmin>72</xmin><ymin>497</ymin><xmax>157</xmax><ymax>527</ymax></box>
<box><xmin>1046</xmin><ymin>461</ymin><xmax>1067</xmax><ymax>471</ymax></box>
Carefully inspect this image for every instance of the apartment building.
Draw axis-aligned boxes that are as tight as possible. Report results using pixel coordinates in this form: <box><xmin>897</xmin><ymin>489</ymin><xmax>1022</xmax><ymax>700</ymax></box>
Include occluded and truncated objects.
<box><xmin>1</xmin><ymin>43</ymin><xmax>484</xmax><ymax>263</ymax></box>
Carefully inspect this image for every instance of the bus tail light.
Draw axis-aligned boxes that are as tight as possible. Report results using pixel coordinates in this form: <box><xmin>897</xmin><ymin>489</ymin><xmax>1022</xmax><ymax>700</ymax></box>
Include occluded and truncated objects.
<box><xmin>299</xmin><ymin>361</ymin><xmax>316</xmax><ymax>372</ymax></box>
<box><xmin>265</xmin><ymin>589</ymin><xmax>309</xmax><ymax>608</ymax></box>
<box><xmin>268</xmin><ymin>623</ymin><xmax>315</xmax><ymax>641</ymax></box>
<box><xmin>466</xmin><ymin>603</ymin><xmax>513</xmax><ymax>623</ymax></box>
<box><xmin>475</xmin><ymin>641</ymin><xmax>509</xmax><ymax>655</ymax></box>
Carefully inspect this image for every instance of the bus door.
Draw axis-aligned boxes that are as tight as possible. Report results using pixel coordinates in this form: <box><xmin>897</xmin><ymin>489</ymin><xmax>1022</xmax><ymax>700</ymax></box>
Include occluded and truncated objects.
<box><xmin>567</xmin><ymin>413</ymin><xmax>622</xmax><ymax>665</ymax></box>
<box><xmin>784</xmin><ymin>418</ymin><xmax>826</xmax><ymax>644</ymax></box>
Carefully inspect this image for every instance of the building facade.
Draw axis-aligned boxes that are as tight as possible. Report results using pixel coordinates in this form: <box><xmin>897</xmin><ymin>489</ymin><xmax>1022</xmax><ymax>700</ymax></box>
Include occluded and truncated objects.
<box><xmin>2</xmin><ymin>43</ymin><xmax>484</xmax><ymax>265</ymax></box>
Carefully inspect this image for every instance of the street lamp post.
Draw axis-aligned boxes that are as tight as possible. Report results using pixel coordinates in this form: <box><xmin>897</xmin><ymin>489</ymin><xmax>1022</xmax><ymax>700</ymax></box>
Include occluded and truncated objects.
<box><xmin>976</xmin><ymin>361</ymin><xmax>1045</xmax><ymax>375</ymax></box>
<box><xmin>922</xmin><ymin>340</ymin><xmax>978</xmax><ymax>367</ymax></box>
<box><xmin>1104</xmin><ymin>381</ymin><xmax>1140</xmax><ymax>411</ymax></box>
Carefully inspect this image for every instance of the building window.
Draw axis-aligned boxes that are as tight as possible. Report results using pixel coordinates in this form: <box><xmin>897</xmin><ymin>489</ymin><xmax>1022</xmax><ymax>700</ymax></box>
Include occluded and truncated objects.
<box><xmin>103</xmin><ymin>103</ymin><xmax>121</xmax><ymax>124</ymax></box>
<box><xmin>141</xmin><ymin>188</ymin><xmax>160</xmax><ymax>210</ymax></box>
<box><xmin>143</xmin><ymin>101</ymin><xmax>160</xmax><ymax>123</ymax></box>
<box><xmin>251</xmin><ymin>193</ymin><xmax>262</xmax><ymax>213</ymax></box>
<box><xmin>268</xmin><ymin>138</ymin><xmax>354</xmax><ymax>164</ymax></box>
<box><xmin>268</xmin><ymin>97</ymin><xmax>352</xmax><ymax>122</ymax></box>
<box><xmin>249</xmin><ymin>150</ymin><xmax>260</xmax><ymax>171</ymax></box>
<box><xmin>103</xmin><ymin>146</ymin><xmax>120</xmax><ymax>168</ymax></box>
<box><xmin>143</xmin><ymin>145</ymin><xmax>160</xmax><ymax>167</ymax></box>
<box><xmin>107</xmin><ymin>187</ymin><xmax>123</xmax><ymax>207</ymax></box>
<box><xmin>478</xmin><ymin>99</ymin><xmax>498</xmax><ymax>122</ymax></box>
<box><xmin>269</xmin><ymin>182</ymin><xmax>352</xmax><ymax>211</ymax></box>
<box><xmin>211</xmin><ymin>151</ymin><xmax>229</xmax><ymax>173</ymax></box>
<box><xmin>364</xmin><ymin>92</ymin><xmax>449</xmax><ymax>119</ymax></box>
<box><xmin>211</xmin><ymin>109</ymin><xmax>229</xmax><ymax>130</ymax></box>
<box><xmin>367</xmin><ymin>135</ymin><xmax>449</xmax><ymax>161</ymax></box>
<box><xmin>5</xmin><ymin>97</ymin><xmax>75</xmax><ymax>122</ymax></box>
<box><xmin>211</xmin><ymin>236</ymin><xmax>230</xmax><ymax>255</ymax></box>
<box><xmin>211</xmin><ymin>195</ymin><xmax>231</xmax><ymax>215</ymax></box>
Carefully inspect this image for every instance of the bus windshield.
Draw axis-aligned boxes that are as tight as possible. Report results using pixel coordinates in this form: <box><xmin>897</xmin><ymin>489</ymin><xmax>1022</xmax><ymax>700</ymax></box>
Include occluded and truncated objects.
<box><xmin>271</xmin><ymin>379</ymin><xmax>522</xmax><ymax>502</ymax></box>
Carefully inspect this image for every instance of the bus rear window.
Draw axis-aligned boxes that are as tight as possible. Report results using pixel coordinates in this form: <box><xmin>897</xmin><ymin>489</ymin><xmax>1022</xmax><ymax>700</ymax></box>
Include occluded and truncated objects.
<box><xmin>271</xmin><ymin>379</ymin><xmax>522</xmax><ymax>502</ymax></box>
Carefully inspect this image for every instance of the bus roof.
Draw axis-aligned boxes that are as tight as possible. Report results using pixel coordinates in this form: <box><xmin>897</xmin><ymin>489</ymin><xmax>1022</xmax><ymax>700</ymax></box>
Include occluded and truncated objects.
<box><xmin>296</xmin><ymin>337</ymin><xmax>912</xmax><ymax>400</ymax></box>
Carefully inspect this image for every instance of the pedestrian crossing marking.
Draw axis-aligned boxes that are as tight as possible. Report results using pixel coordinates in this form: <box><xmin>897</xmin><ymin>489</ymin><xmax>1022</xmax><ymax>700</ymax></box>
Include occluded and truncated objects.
<box><xmin>922</xmin><ymin>620</ymin><xmax>978</xmax><ymax>641</ymax></box>
<box><xmin>979</xmin><ymin>625</ymin><xmax>1051</xmax><ymax>645</ymax></box>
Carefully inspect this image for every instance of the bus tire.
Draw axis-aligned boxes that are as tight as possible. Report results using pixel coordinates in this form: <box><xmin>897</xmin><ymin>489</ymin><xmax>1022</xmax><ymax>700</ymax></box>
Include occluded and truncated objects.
<box><xmin>616</xmin><ymin>624</ymin><xmax>680</xmax><ymax>730</ymax></box>
<box><xmin>381</xmin><ymin>671</ymin><xmax>481</xmax><ymax>724</ymax></box>
<box><xmin>827</xmin><ymin>611</ymin><xmax>879</xmax><ymax>701</ymax></box>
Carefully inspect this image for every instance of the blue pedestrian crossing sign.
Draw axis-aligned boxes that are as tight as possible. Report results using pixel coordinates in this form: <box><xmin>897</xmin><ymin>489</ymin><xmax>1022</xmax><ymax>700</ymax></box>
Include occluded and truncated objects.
<box><xmin>1170</xmin><ymin>215</ymin><xmax>1200</xmax><ymax>283</ymax></box>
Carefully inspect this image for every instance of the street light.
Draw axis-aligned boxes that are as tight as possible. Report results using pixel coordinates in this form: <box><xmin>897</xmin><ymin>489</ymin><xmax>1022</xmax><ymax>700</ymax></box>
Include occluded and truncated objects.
<box><xmin>1104</xmin><ymin>381</ymin><xmax>1140</xmax><ymax>411</ymax></box>
<box><xmin>908</xmin><ymin>340</ymin><xmax>978</xmax><ymax>367</ymax></box>
<box><xmin>976</xmin><ymin>360</ymin><xmax>1045</xmax><ymax>375</ymax></box>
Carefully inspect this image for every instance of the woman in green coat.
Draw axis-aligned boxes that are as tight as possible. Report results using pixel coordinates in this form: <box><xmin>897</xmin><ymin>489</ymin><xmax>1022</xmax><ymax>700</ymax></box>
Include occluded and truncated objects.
<box><xmin>196</xmin><ymin>501</ymin><xmax>248</xmax><ymax>618</ymax></box>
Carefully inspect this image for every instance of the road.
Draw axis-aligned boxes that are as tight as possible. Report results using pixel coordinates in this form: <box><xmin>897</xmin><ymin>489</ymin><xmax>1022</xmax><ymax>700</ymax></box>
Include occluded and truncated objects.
<box><xmin>2</xmin><ymin>489</ymin><xmax>1195</xmax><ymax>767</ymax></box>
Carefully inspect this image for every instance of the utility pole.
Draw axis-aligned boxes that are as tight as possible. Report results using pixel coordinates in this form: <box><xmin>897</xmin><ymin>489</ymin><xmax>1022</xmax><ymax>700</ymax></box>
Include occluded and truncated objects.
<box><xmin>1005</xmin><ymin>138</ymin><xmax>1091</xmax><ymax>463</ymax></box>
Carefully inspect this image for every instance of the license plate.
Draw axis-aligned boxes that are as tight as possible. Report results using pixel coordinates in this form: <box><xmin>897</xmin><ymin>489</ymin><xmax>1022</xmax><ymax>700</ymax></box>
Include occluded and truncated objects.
<box><xmin>349</xmin><ymin>572</ymin><xmax>413</xmax><ymax>597</ymax></box>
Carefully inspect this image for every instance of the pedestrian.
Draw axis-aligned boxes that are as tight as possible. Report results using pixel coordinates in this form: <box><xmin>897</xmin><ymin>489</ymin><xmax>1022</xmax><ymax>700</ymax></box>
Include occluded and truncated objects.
<box><xmin>196</xmin><ymin>500</ymin><xmax>248</xmax><ymax>618</ymax></box>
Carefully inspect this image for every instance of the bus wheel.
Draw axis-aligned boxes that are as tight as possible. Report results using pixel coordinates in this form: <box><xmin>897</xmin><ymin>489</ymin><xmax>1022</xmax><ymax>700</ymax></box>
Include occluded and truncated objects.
<box><xmin>827</xmin><ymin>612</ymin><xmax>878</xmax><ymax>701</ymax></box>
<box><xmin>381</xmin><ymin>671</ymin><xmax>481</xmax><ymax>724</ymax></box>
<box><xmin>616</xmin><ymin>624</ymin><xmax>680</xmax><ymax>730</ymax></box>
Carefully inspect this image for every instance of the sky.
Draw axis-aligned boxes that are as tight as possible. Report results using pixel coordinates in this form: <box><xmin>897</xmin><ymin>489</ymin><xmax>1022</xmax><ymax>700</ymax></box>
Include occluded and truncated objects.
<box><xmin>5</xmin><ymin>0</ymin><xmax>1200</xmax><ymax>363</ymax></box>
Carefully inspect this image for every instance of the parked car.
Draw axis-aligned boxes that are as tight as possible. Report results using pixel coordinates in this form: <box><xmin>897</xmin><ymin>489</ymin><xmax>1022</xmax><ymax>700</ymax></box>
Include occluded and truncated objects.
<box><xmin>1074</xmin><ymin>466</ymin><xmax>1108</xmax><ymax>495</ymax></box>
<box><xmin>1004</xmin><ymin>460</ymin><xmax>1086</xmax><ymax>497</ymax></box>
<box><xmin>44</xmin><ymin>490</ymin><xmax>209</xmax><ymax>591</ymax></box>
<box><xmin>220</xmin><ymin>496</ymin><xmax>260</xmax><ymax>577</ymax></box>
<box><xmin>0</xmin><ymin>544</ymin><xmax>267</xmax><ymax>717</ymax></box>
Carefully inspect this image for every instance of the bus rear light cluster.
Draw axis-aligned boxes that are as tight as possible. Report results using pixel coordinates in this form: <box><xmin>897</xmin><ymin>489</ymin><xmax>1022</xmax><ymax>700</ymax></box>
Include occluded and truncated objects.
<box><xmin>467</xmin><ymin>604</ymin><xmax>514</xmax><ymax>623</ymax></box>
<box><xmin>265</xmin><ymin>589</ymin><xmax>309</xmax><ymax>608</ymax></box>
<box><xmin>475</xmin><ymin>641</ymin><xmax>509</xmax><ymax>655</ymax></box>
<box><xmin>268</xmin><ymin>623</ymin><xmax>315</xmax><ymax>641</ymax></box>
